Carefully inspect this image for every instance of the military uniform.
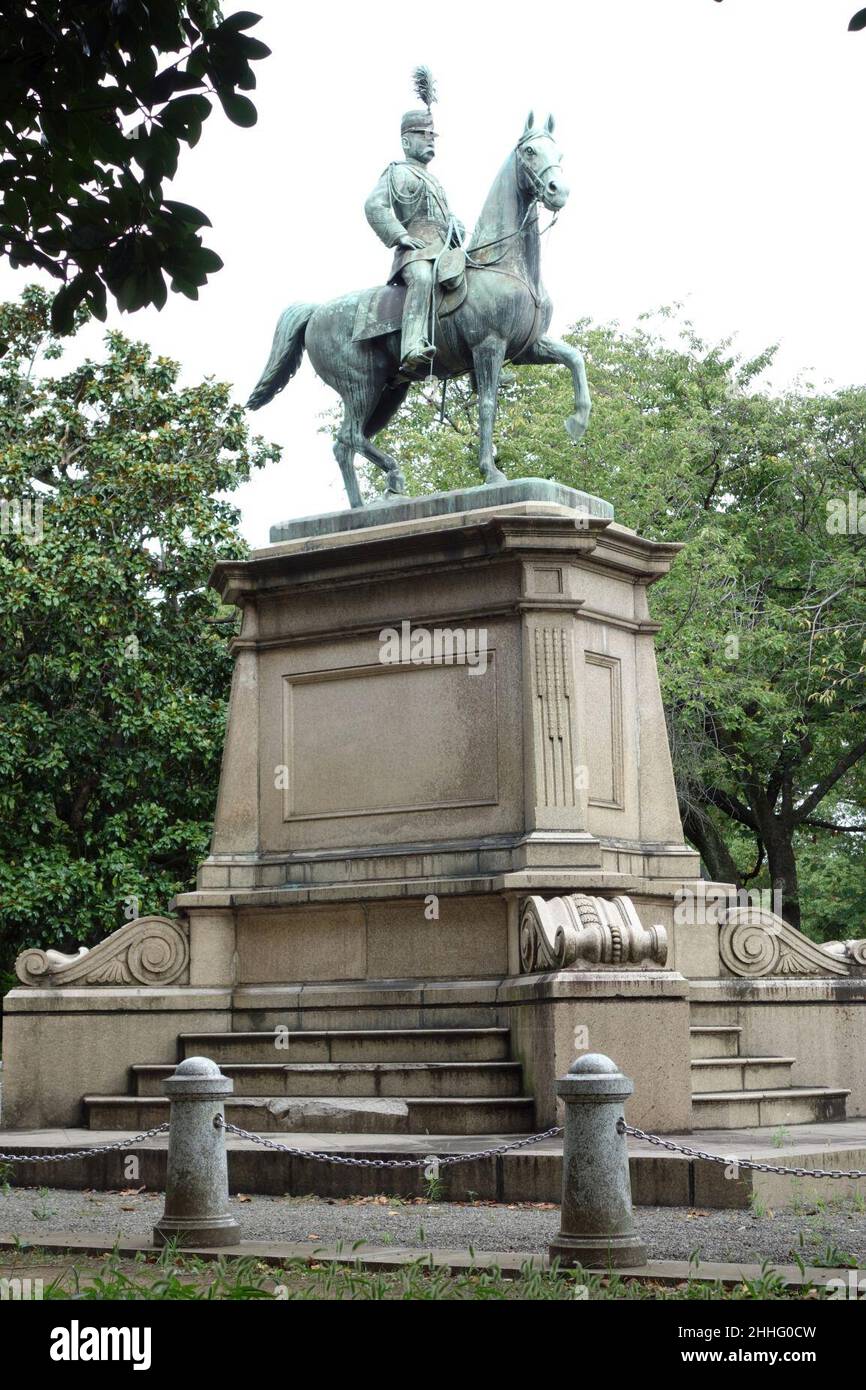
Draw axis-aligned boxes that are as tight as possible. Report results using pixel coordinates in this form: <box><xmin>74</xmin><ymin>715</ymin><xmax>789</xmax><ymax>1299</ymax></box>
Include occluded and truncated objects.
<box><xmin>364</xmin><ymin>107</ymin><xmax>463</xmax><ymax>373</ymax></box>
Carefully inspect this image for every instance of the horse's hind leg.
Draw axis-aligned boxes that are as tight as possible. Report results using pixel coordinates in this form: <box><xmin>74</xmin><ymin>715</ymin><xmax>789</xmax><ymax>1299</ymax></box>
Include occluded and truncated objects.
<box><xmin>354</xmin><ymin>434</ymin><xmax>407</xmax><ymax>498</ymax></box>
<box><xmin>335</xmin><ymin>384</ymin><xmax>409</xmax><ymax>500</ymax></box>
<box><xmin>328</xmin><ymin>343</ymin><xmax>408</xmax><ymax>505</ymax></box>
<box><xmin>333</xmin><ymin>416</ymin><xmax>364</xmax><ymax>509</ymax></box>
<box><xmin>334</xmin><ymin>413</ymin><xmax>407</xmax><ymax>504</ymax></box>
<box><xmin>358</xmin><ymin>385</ymin><xmax>410</xmax><ymax>498</ymax></box>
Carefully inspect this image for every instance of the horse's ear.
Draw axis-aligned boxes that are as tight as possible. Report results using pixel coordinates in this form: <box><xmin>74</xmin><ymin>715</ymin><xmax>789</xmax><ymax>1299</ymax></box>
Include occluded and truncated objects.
<box><xmin>546</xmin><ymin>113</ymin><xmax>555</xmax><ymax>134</ymax></box>
<box><xmin>524</xmin><ymin>109</ymin><xmax>535</xmax><ymax>132</ymax></box>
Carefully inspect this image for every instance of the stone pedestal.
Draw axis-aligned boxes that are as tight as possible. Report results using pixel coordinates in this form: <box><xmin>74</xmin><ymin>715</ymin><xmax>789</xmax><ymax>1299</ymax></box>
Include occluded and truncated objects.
<box><xmin>0</xmin><ymin>480</ymin><xmax>723</xmax><ymax>1133</ymax></box>
<box><xmin>178</xmin><ymin>478</ymin><xmax>706</xmax><ymax>982</ymax></box>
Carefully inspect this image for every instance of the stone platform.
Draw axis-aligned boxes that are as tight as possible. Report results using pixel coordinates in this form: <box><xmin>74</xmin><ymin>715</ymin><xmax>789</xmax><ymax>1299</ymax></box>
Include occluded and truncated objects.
<box><xmin>2</xmin><ymin>1119</ymin><xmax>864</xmax><ymax>1210</ymax></box>
<box><xmin>268</xmin><ymin>476</ymin><xmax>614</xmax><ymax>542</ymax></box>
<box><xmin>4</xmin><ymin>477</ymin><xmax>865</xmax><ymax>1154</ymax></box>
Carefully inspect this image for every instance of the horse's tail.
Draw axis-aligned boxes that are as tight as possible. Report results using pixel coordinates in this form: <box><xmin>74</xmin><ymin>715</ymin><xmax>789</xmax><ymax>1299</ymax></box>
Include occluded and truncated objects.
<box><xmin>246</xmin><ymin>302</ymin><xmax>318</xmax><ymax>410</ymax></box>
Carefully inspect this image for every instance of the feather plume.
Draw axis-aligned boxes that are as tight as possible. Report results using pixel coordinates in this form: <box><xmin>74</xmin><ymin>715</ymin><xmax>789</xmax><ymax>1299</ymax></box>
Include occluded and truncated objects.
<box><xmin>412</xmin><ymin>65</ymin><xmax>437</xmax><ymax>109</ymax></box>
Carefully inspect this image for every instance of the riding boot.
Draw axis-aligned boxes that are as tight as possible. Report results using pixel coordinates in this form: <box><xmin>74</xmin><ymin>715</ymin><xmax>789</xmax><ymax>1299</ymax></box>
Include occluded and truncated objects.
<box><xmin>399</xmin><ymin>261</ymin><xmax>435</xmax><ymax>376</ymax></box>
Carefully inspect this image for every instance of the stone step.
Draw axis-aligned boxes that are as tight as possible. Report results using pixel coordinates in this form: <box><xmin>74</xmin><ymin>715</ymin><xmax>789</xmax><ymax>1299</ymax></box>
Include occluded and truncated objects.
<box><xmin>690</xmin><ymin>1057</ymin><xmax>795</xmax><ymax>1093</ymax></box>
<box><xmin>178</xmin><ymin>1028</ymin><xmax>512</xmax><ymax>1064</ymax></box>
<box><xmin>692</xmin><ymin>1087</ymin><xmax>850</xmax><ymax>1129</ymax></box>
<box><xmin>688</xmin><ymin>1026</ymin><xmax>742</xmax><ymax>1059</ymax></box>
<box><xmin>84</xmin><ymin>1094</ymin><xmax>537</xmax><ymax>1136</ymax></box>
<box><xmin>133</xmin><ymin>1061</ymin><xmax>523</xmax><ymax>1099</ymax></box>
<box><xmin>6</xmin><ymin>1119</ymin><xmax>866</xmax><ymax>1208</ymax></box>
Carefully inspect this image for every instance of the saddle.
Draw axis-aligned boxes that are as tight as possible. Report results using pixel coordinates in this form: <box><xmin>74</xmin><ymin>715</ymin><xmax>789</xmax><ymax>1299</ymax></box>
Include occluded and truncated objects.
<box><xmin>436</xmin><ymin>247</ymin><xmax>465</xmax><ymax>294</ymax></box>
<box><xmin>352</xmin><ymin>250</ymin><xmax>468</xmax><ymax>345</ymax></box>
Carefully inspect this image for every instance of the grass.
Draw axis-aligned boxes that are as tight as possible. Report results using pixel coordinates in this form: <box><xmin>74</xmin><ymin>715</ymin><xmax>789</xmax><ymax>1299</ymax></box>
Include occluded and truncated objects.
<box><xmin>29</xmin><ymin>1188</ymin><xmax>57</xmax><ymax>1222</ymax></box>
<box><xmin>816</xmin><ymin>1244</ymin><xmax>858</xmax><ymax>1269</ymax></box>
<box><xmin>0</xmin><ymin>1246</ymin><xmax>844</xmax><ymax>1301</ymax></box>
<box><xmin>785</xmin><ymin>1190</ymin><xmax>865</xmax><ymax>1270</ymax></box>
<box><xmin>423</xmin><ymin>1173</ymin><xmax>446</xmax><ymax>1202</ymax></box>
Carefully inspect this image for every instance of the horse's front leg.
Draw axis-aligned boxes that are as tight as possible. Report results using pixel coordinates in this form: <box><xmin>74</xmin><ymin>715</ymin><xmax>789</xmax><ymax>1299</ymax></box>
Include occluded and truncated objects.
<box><xmin>516</xmin><ymin>335</ymin><xmax>592</xmax><ymax>442</ymax></box>
<box><xmin>473</xmin><ymin>334</ymin><xmax>508</xmax><ymax>484</ymax></box>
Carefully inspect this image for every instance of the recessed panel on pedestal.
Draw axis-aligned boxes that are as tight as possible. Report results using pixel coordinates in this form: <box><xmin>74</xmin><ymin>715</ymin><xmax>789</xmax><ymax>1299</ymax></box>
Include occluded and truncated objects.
<box><xmin>281</xmin><ymin>656</ymin><xmax>499</xmax><ymax>821</ymax></box>
<box><xmin>585</xmin><ymin>651</ymin><xmax>624</xmax><ymax>810</ymax></box>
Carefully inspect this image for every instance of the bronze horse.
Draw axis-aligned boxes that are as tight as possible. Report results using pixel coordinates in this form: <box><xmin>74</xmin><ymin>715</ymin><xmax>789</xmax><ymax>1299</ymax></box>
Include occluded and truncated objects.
<box><xmin>247</xmin><ymin>112</ymin><xmax>591</xmax><ymax>508</ymax></box>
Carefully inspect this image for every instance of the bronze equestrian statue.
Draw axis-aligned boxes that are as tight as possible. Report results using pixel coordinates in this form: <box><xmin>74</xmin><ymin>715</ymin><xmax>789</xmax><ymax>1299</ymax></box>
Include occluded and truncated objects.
<box><xmin>247</xmin><ymin>68</ymin><xmax>591</xmax><ymax>509</ymax></box>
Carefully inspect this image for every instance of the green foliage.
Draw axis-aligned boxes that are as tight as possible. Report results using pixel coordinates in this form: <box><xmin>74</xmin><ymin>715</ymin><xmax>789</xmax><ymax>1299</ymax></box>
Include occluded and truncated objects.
<box><xmin>369</xmin><ymin>310</ymin><xmax>866</xmax><ymax>935</ymax></box>
<box><xmin>0</xmin><ymin>285</ymin><xmax>279</xmax><ymax>972</ymax></box>
<box><xmin>4</xmin><ymin>1247</ymin><xmax>840</xmax><ymax>1300</ymax></box>
<box><xmin>423</xmin><ymin>1171</ymin><xmax>446</xmax><ymax>1202</ymax></box>
<box><xmin>790</xmin><ymin>808</ymin><xmax>866</xmax><ymax>941</ymax></box>
<box><xmin>0</xmin><ymin>3</ymin><xmax>271</xmax><ymax>331</ymax></box>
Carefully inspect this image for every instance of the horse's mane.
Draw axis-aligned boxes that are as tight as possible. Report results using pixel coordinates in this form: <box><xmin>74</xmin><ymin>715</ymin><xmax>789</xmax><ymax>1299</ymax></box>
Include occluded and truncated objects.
<box><xmin>468</xmin><ymin>145</ymin><xmax>541</xmax><ymax>289</ymax></box>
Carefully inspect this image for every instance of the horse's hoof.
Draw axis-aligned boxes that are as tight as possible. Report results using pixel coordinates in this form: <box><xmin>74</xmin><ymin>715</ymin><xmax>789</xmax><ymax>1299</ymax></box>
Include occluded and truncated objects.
<box><xmin>482</xmin><ymin>469</ymin><xmax>508</xmax><ymax>487</ymax></box>
<box><xmin>565</xmin><ymin>412</ymin><xmax>589</xmax><ymax>443</ymax></box>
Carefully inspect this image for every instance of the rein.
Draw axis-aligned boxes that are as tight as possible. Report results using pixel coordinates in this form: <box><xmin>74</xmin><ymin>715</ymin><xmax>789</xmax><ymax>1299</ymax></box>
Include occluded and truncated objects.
<box><xmin>465</xmin><ymin>139</ymin><xmax>561</xmax><ymax>266</ymax></box>
<box><xmin>465</xmin><ymin>206</ymin><xmax>557</xmax><ymax>269</ymax></box>
<box><xmin>428</xmin><ymin>136</ymin><xmax>562</xmax><ymax>375</ymax></box>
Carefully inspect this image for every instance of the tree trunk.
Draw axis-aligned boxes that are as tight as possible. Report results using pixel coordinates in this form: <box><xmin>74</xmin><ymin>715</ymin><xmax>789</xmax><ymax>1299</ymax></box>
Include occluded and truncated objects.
<box><xmin>763</xmin><ymin>820</ymin><xmax>801</xmax><ymax>931</ymax></box>
<box><xmin>679</xmin><ymin>801</ymin><xmax>743</xmax><ymax>887</ymax></box>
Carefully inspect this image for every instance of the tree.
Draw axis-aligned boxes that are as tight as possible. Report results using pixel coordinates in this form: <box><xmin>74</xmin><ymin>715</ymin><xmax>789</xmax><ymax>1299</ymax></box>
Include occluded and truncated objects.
<box><xmin>0</xmin><ymin>2</ymin><xmax>270</xmax><ymax>333</ymax></box>
<box><xmin>0</xmin><ymin>285</ymin><xmax>279</xmax><ymax>975</ymax></box>
<box><xmin>366</xmin><ymin>312</ymin><xmax>866</xmax><ymax>936</ymax></box>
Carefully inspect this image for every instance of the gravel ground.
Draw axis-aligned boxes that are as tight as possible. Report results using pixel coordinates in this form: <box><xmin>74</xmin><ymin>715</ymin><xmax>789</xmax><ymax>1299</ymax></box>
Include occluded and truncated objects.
<box><xmin>1</xmin><ymin>1187</ymin><xmax>865</xmax><ymax>1266</ymax></box>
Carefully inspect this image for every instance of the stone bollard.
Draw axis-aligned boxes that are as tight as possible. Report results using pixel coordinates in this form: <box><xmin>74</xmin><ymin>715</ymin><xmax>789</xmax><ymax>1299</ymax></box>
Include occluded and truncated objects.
<box><xmin>153</xmin><ymin>1056</ymin><xmax>240</xmax><ymax>1248</ymax></box>
<box><xmin>549</xmin><ymin>1052</ymin><xmax>646</xmax><ymax>1269</ymax></box>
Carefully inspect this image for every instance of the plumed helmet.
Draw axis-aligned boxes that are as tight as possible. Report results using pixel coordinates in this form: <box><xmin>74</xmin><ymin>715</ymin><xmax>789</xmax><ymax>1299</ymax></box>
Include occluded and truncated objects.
<box><xmin>401</xmin><ymin>66</ymin><xmax>437</xmax><ymax>137</ymax></box>
<box><xmin>401</xmin><ymin>109</ymin><xmax>435</xmax><ymax>135</ymax></box>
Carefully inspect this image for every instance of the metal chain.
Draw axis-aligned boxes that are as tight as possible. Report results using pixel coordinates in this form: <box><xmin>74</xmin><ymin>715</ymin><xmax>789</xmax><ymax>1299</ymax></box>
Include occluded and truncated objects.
<box><xmin>0</xmin><ymin>1124</ymin><xmax>170</xmax><ymax>1164</ymax></box>
<box><xmin>620</xmin><ymin>1123</ymin><xmax>866</xmax><ymax>1179</ymax></box>
<box><xmin>6</xmin><ymin>1116</ymin><xmax>861</xmax><ymax>1183</ymax></box>
<box><xmin>219</xmin><ymin>1119</ymin><xmax>562</xmax><ymax>1169</ymax></box>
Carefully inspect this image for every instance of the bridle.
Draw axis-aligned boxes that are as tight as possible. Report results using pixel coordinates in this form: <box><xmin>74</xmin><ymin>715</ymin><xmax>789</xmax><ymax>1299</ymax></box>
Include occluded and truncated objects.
<box><xmin>467</xmin><ymin>133</ymin><xmax>563</xmax><ymax>262</ymax></box>
<box><xmin>515</xmin><ymin>129</ymin><xmax>563</xmax><ymax>205</ymax></box>
<box><xmin>430</xmin><ymin>132</ymin><xmax>564</xmax><ymax>375</ymax></box>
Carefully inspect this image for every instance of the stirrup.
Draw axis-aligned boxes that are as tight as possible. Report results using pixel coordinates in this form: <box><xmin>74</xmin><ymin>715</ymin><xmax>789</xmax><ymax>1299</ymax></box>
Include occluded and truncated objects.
<box><xmin>397</xmin><ymin>345</ymin><xmax>435</xmax><ymax>382</ymax></box>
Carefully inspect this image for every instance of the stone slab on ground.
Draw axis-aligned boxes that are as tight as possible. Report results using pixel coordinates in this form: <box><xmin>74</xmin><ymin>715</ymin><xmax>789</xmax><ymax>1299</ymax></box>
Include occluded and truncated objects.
<box><xmin>2</xmin><ymin>1119</ymin><xmax>865</xmax><ymax>1209</ymax></box>
<box><xmin>0</xmin><ymin>1232</ymin><xmax>856</xmax><ymax>1290</ymax></box>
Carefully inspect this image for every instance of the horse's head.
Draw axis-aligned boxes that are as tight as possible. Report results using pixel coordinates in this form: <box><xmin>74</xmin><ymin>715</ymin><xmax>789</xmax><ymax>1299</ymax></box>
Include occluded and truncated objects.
<box><xmin>515</xmin><ymin>112</ymin><xmax>568</xmax><ymax>213</ymax></box>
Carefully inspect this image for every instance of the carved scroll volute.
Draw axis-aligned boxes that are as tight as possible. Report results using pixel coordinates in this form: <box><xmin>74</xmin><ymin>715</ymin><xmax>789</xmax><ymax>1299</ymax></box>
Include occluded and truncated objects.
<box><xmin>520</xmin><ymin>895</ymin><xmax>581</xmax><ymax>972</ymax></box>
<box><xmin>825</xmin><ymin>937</ymin><xmax>866</xmax><ymax>968</ymax></box>
<box><xmin>520</xmin><ymin>893</ymin><xmax>667</xmax><ymax>973</ymax></box>
<box><xmin>15</xmin><ymin>915</ymin><xmax>189</xmax><ymax>987</ymax></box>
<box><xmin>719</xmin><ymin>905</ymin><xmax>866</xmax><ymax>978</ymax></box>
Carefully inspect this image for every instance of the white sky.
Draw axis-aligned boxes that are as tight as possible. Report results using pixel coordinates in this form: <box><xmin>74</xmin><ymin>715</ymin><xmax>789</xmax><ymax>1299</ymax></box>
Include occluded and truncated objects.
<box><xmin>2</xmin><ymin>0</ymin><xmax>865</xmax><ymax>545</ymax></box>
